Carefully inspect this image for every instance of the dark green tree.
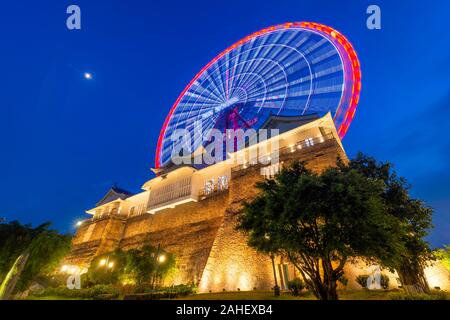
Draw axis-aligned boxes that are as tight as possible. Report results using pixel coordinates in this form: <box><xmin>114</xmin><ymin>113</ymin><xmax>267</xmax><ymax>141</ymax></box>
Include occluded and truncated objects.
<box><xmin>347</xmin><ymin>153</ymin><xmax>434</xmax><ymax>294</ymax></box>
<box><xmin>84</xmin><ymin>245</ymin><xmax>175</xmax><ymax>287</ymax></box>
<box><xmin>238</xmin><ymin>161</ymin><xmax>404</xmax><ymax>300</ymax></box>
<box><xmin>0</xmin><ymin>221</ymin><xmax>71</xmax><ymax>296</ymax></box>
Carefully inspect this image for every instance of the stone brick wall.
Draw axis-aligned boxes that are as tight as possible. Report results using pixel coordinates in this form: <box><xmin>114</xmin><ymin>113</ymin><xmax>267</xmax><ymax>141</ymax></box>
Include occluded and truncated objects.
<box><xmin>66</xmin><ymin>215</ymin><xmax>126</xmax><ymax>266</ymax></box>
<box><xmin>120</xmin><ymin>192</ymin><xmax>229</xmax><ymax>285</ymax></box>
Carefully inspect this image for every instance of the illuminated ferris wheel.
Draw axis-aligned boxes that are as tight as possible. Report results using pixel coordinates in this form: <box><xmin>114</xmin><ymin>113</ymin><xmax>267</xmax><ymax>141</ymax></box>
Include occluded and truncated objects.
<box><xmin>155</xmin><ymin>22</ymin><xmax>361</xmax><ymax>169</ymax></box>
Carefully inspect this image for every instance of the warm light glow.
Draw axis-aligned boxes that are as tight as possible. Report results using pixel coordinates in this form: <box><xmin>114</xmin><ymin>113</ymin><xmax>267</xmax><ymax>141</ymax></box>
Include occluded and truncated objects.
<box><xmin>61</xmin><ymin>265</ymin><xmax>68</xmax><ymax>272</ymax></box>
<box><xmin>108</xmin><ymin>261</ymin><xmax>114</xmax><ymax>268</ymax></box>
<box><xmin>158</xmin><ymin>254</ymin><xmax>166</xmax><ymax>263</ymax></box>
<box><xmin>99</xmin><ymin>259</ymin><xmax>106</xmax><ymax>267</ymax></box>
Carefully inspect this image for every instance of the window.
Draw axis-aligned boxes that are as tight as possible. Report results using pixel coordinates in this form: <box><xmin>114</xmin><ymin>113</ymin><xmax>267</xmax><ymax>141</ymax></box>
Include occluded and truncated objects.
<box><xmin>305</xmin><ymin>138</ymin><xmax>314</xmax><ymax>147</ymax></box>
<box><xmin>217</xmin><ymin>175</ymin><xmax>229</xmax><ymax>191</ymax></box>
<box><xmin>204</xmin><ymin>179</ymin><xmax>215</xmax><ymax>195</ymax></box>
<box><xmin>261</xmin><ymin>163</ymin><xmax>280</xmax><ymax>179</ymax></box>
<box><xmin>129</xmin><ymin>206</ymin><xmax>135</xmax><ymax>217</ymax></box>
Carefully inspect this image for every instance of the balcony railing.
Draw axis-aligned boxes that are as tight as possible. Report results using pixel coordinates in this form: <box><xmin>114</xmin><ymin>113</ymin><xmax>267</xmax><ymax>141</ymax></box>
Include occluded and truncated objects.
<box><xmin>231</xmin><ymin>133</ymin><xmax>336</xmax><ymax>173</ymax></box>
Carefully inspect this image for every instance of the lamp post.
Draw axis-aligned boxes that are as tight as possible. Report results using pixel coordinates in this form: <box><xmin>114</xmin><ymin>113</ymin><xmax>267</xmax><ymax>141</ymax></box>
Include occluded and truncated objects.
<box><xmin>99</xmin><ymin>256</ymin><xmax>114</xmax><ymax>270</ymax></box>
<box><xmin>270</xmin><ymin>253</ymin><xmax>280</xmax><ymax>296</ymax></box>
<box><xmin>152</xmin><ymin>243</ymin><xmax>166</xmax><ymax>290</ymax></box>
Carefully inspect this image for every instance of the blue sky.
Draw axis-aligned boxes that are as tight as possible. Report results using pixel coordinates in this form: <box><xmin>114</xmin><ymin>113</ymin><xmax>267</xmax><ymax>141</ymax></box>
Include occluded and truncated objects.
<box><xmin>0</xmin><ymin>1</ymin><xmax>449</xmax><ymax>246</ymax></box>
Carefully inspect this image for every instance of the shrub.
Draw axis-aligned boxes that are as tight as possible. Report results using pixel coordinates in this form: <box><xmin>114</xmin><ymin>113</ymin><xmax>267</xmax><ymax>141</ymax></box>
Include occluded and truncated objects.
<box><xmin>84</xmin><ymin>245</ymin><xmax>176</xmax><ymax>287</ymax></box>
<box><xmin>380</xmin><ymin>274</ymin><xmax>390</xmax><ymax>290</ymax></box>
<box><xmin>389</xmin><ymin>290</ymin><xmax>448</xmax><ymax>300</ymax></box>
<box><xmin>356</xmin><ymin>275</ymin><xmax>369</xmax><ymax>289</ymax></box>
<box><xmin>34</xmin><ymin>284</ymin><xmax>120</xmax><ymax>299</ymax></box>
<box><xmin>356</xmin><ymin>274</ymin><xmax>390</xmax><ymax>289</ymax></box>
<box><xmin>124</xmin><ymin>284</ymin><xmax>197</xmax><ymax>300</ymax></box>
<box><xmin>287</xmin><ymin>278</ymin><xmax>305</xmax><ymax>296</ymax></box>
<box><xmin>338</xmin><ymin>276</ymin><xmax>348</xmax><ymax>287</ymax></box>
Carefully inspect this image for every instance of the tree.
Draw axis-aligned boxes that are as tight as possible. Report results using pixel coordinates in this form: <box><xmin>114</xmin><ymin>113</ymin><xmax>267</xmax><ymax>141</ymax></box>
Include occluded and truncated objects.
<box><xmin>347</xmin><ymin>153</ymin><xmax>434</xmax><ymax>294</ymax></box>
<box><xmin>238</xmin><ymin>161</ymin><xmax>404</xmax><ymax>300</ymax></box>
<box><xmin>0</xmin><ymin>221</ymin><xmax>71</xmax><ymax>298</ymax></box>
<box><xmin>435</xmin><ymin>246</ymin><xmax>450</xmax><ymax>272</ymax></box>
<box><xmin>84</xmin><ymin>245</ymin><xmax>175</xmax><ymax>287</ymax></box>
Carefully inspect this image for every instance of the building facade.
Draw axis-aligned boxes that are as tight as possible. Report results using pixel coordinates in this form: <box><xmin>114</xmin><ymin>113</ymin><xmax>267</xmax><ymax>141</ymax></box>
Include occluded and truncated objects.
<box><xmin>65</xmin><ymin>113</ymin><xmax>450</xmax><ymax>292</ymax></box>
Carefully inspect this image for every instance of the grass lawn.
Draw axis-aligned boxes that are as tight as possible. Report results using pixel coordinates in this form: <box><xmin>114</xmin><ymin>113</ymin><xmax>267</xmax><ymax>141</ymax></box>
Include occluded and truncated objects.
<box><xmin>26</xmin><ymin>295</ymin><xmax>91</xmax><ymax>300</ymax></box>
<box><xmin>176</xmin><ymin>289</ymin><xmax>397</xmax><ymax>300</ymax></box>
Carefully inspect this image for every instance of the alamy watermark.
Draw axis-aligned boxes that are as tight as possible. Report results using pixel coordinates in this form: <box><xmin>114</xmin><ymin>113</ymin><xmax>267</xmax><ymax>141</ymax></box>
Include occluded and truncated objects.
<box><xmin>66</xmin><ymin>5</ymin><xmax>81</xmax><ymax>30</ymax></box>
<box><xmin>367</xmin><ymin>5</ymin><xmax>381</xmax><ymax>30</ymax></box>
<box><xmin>169</xmin><ymin>120</ymin><xmax>280</xmax><ymax>169</ymax></box>
<box><xmin>67</xmin><ymin>274</ymin><xmax>81</xmax><ymax>289</ymax></box>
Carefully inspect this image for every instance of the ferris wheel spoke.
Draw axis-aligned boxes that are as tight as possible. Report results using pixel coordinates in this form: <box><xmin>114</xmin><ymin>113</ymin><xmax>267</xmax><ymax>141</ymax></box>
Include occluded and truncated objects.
<box><xmin>310</xmin><ymin>48</ymin><xmax>339</xmax><ymax>65</ymax></box>
<box><xmin>189</xmin><ymin>81</ymin><xmax>225</xmax><ymax>103</ymax></box>
<box><xmin>236</xmin><ymin>60</ymin><xmax>278</xmax><ymax>93</ymax></box>
<box><xmin>246</xmin><ymin>75</ymin><xmax>288</xmax><ymax>97</ymax></box>
<box><xmin>229</xmin><ymin>45</ymin><xmax>251</xmax><ymax>95</ymax></box>
<box><xmin>243</xmin><ymin>48</ymin><xmax>276</xmax><ymax>86</ymax></box>
<box><xmin>184</xmin><ymin>91</ymin><xmax>222</xmax><ymax>105</ymax></box>
<box><xmin>234</xmin><ymin>58</ymin><xmax>286</xmax><ymax>98</ymax></box>
<box><xmin>229</xmin><ymin>59</ymin><xmax>267</xmax><ymax>98</ymax></box>
<box><xmin>228</xmin><ymin>44</ymin><xmax>275</xmax><ymax>94</ymax></box>
<box><xmin>232</xmin><ymin>39</ymin><xmax>270</xmax><ymax>91</ymax></box>
<box><xmin>240</xmin><ymin>44</ymin><xmax>295</xmax><ymax>86</ymax></box>
<box><xmin>203</xmin><ymin>68</ymin><xmax>227</xmax><ymax>103</ymax></box>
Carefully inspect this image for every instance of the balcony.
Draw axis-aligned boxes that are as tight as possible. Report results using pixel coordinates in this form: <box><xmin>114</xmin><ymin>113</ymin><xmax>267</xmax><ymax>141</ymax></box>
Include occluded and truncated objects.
<box><xmin>147</xmin><ymin>176</ymin><xmax>195</xmax><ymax>213</ymax></box>
<box><xmin>231</xmin><ymin>133</ymin><xmax>336</xmax><ymax>173</ymax></box>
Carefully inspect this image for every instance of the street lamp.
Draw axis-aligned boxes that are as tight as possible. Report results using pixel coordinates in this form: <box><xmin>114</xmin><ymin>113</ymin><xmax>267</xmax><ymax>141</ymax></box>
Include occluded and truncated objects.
<box><xmin>99</xmin><ymin>258</ymin><xmax>107</xmax><ymax>267</ymax></box>
<box><xmin>270</xmin><ymin>253</ymin><xmax>281</xmax><ymax>296</ymax></box>
<box><xmin>151</xmin><ymin>244</ymin><xmax>166</xmax><ymax>290</ymax></box>
<box><xmin>158</xmin><ymin>254</ymin><xmax>166</xmax><ymax>264</ymax></box>
<box><xmin>98</xmin><ymin>257</ymin><xmax>114</xmax><ymax>269</ymax></box>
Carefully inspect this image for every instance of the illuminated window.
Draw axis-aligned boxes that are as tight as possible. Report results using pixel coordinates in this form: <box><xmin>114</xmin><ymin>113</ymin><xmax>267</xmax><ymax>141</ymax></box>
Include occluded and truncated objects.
<box><xmin>305</xmin><ymin>138</ymin><xmax>314</xmax><ymax>147</ymax></box>
<box><xmin>217</xmin><ymin>175</ymin><xmax>229</xmax><ymax>191</ymax></box>
<box><xmin>204</xmin><ymin>179</ymin><xmax>215</xmax><ymax>195</ymax></box>
<box><xmin>261</xmin><ymin>163</ymin><xmax>280</xmax><ymax>179</ymax></box>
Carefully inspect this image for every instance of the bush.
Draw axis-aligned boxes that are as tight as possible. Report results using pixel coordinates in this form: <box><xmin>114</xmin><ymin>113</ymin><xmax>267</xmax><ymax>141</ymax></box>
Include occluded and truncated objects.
<box><xmin>287</xmin><ymin>278</ymin><xmax>305</xmax><ymax>296</ymax></box>
<box><xmin>356</xmin><ymin>274</ymin><xmax>389</xmax><ymax>289</ymax></box>
<box><xmin>34</xmin><ymin>284</ymin><xmax>120</xmax><ymax>300</ymax></box>
<box><xmin>124</xmin><ymin>284</ymin><xmax>197</xmax><ymax>300</ymax></box>
<box><xmin>356</xmin><ymin>275</ymin><xmax>369</xmax><ymax>289</ymax></box>
<box><xmin>389</xmin><ymin>290</ymin><xmax>448</xmax><ymax>300</ymax></box>
<box><xmin>338</xmin><ymin>276</ymin><xmax>348</xmax><ymax>287</ymax></box>
<box><xmin>380</xmin><ymin>274</ymin><xmax>390</xmax><ymax>290</ymax></box>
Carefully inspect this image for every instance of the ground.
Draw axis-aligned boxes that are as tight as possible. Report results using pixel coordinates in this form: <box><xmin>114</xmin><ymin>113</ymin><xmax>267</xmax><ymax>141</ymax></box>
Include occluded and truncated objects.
<box><xmin>178</xmin><ymin>290</ymin><xmax>395</xmax><ymax>300</ymax></box>
<box><xmin>26</xmin><ymin>289</ymin><xmax>450</xmax><ymax>300</ymax></box>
